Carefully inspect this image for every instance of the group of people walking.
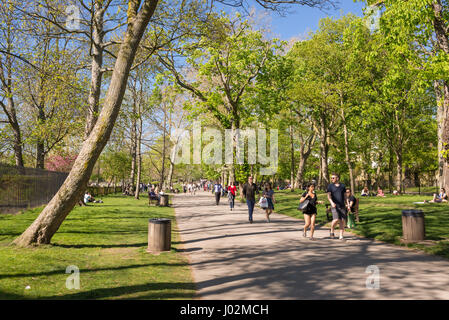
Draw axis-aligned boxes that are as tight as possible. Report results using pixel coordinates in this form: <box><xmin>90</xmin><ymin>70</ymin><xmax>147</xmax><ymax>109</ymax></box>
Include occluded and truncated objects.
<box><xmin>211</xmin><ymin>176</ymin><xmax>275</xmax><ymax>224</ymax></box>
<box><xmin>191</xmin><ymin>172</ymin><xmax>358</xmax><ymax>240</ymax></box>
<box><xmin>299</xmin><ymin>173</ymin><xmax>357</xmax><ymax>240</ymax></box>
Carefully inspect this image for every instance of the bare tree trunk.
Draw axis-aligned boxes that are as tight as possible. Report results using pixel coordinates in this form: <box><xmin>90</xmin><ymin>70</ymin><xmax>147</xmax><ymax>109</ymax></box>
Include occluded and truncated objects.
<box><xmin>130</xmin><ymin>106</ymin><xmax>137</xmax><ymax>189</ymax></box>
<box><xmin>388</xmin><ymin>147</ymin><xmax>394</xmax><ymax>192</ymax></box>
<box><xmin>318</xmin><ymin>149</ymin><xmax>322</xmax><ymax>190</ymax></box>
<box><xmin>395</xmin><ymin>148</ymin><xmax>403</xmax><ymax>193</ymax></box>
<box><xmin>0</xmin><ymin>11</ymin><xmax>24</xmax><ymax>167</ymax></box>
<box><xmin>160</xmin><ymin>108</ymin><xmax>167</xmax><ymax>190</ymax></box>
<box><xmin>229</xmin><ymin>164</ymin><xmax>235</xmax><ymax>185</ymax></box>
<box><xmin>435</xmin><ymin>81</ymin><xmax>449</xmax><ymax>190</ymax></box>
<box><xmin>289</xmin><ymin>124</ymin><xmax>295</xmax><ymax>191</ymax></box>
<box><xmin>0</xmin><ymin>96</ymin><xmax>24</xmax><ymax>167</ymax></box>
<box><xmin>295</xmin><ymin>133</ymin><xmax>315</xmax><ymax>189</ymax></box>
<box><xmin>85</xmin><ymin>1</ymin><xmax>105</xmax><ymax>139</ymax></box>
<box><xmin>35</xmin><ymin>142</ymin><xmax>45</xmax><ymax>169</ymax></box>
<box><xmin>13</xmin><ymin>0</ymin><xmax>159</xmax><ymax>247</ymax></box>
<box><xmin>167</xmin><ymin>159</ymin><xmax>174</xmax><ymax>189</ymax></box>
<box><xmin>432</xmin><ymin>3</ymin><xmax>449</xmax><ymax>192</ymax></box>
<box><xmin>319</xmin><ymin>113</ymin><xmax>329</xmax><ymax>189</ymax></box>
<box><xmin>33</xmin><ymin>75</ymin><xmax>47</xmax><ymax>169</ymax></box>
<box><xmin>135</xmin><ymin>118</ymin><xmax>142</xmax><ymax>199</ymax></box>
<box><xmin>341</xmin><ymin>108</ymin><xmax>355</xmax><ymax>192</ymax></box>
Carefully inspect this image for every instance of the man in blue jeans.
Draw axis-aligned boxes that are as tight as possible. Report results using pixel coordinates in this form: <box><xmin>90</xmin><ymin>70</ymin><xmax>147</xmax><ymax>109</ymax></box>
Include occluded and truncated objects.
<box><xmin>213</xmin><ymin>181</ymin><xmax>223</xmax><ymax>205</ymax></box>
<box><xmin>243</xmin><ymin>176</ymin><xmax>259</xmax><ymax>223</ymax></box>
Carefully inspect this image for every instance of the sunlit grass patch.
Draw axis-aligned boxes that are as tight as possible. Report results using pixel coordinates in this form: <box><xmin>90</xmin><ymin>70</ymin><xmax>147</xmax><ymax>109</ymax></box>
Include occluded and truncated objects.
<box><xmin>0</xmin><ymin>194</ymin><xmax>195</xmax><ymax>299</ymax></box>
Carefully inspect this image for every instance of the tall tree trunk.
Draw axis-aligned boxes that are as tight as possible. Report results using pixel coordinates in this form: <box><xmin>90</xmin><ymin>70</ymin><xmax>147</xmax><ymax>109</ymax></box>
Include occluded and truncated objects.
<box><xmin>341</xmin><ymin>108</ymin><xmax>355</xmax><ymax>192</ymax></box>
<box><xmin>0</xmin><ymin>96</ymin><xmax>24</xmax><ymax>167</ymax></box>
<box><xmin>318</xmin><ymin>149</ymin><xmax>323</xmax><ymax>190</ymax></box>
<box><xmin>388</xmin><ymin>147</ymin><xmax>394</xmax><ymax>192</ymax></box>
<box><xmin>395</xmin><ymin>148</ymin><xmax>403</xmax><ymax>193</ymax></box>
<box><xmin>0</xmin><ymin>13</ymin><xmax>24</xmax><ymax>167</ymax></box>
<box><xmin>36</xmin><ymin>141</ymin><xmax>45</xmax><ymax>169</ymax></box>
<box><xmin>435</xmin><ymin>81</ymin><xmax>449</xmax><ymax>190</ymax></box>
<box><xmin>11</xmin><ymin>120</ymin><xmax>24</xmax><ymax>167</ymax></box>
<box><xmin>319</xmin><ymin>113</ymin><xmax>329</xmax><ymax>189</ymax></box>
<box><xmin>167</xmin><ymin>159</ymin><xmax>174</xmax><ymax>189</ymax></box>
<box><xmin>135</xmin><ymin>118</ymin><xmax>142</xmax><ymax>199</ymax></box>
<box><xmin>35</xmin><ymin>102</ymin><xmax>46</xmax><ymax>169</ymax></box>
<box><xmin>85</xmin><ymin>1</ymin><xmax>105</xmax><ymax>139</ymax></box>
<box><xmin>295</xmin><ymin>133</ymin><xmax>315</xmax><ymax>189</ymax></box>
<box><xmin>432</xmin><ymin>2</ymin><xmax>449</xmax><ymax>192</ymax></box>
<box><xmin>160</xmin><ymin>108</ymin><xmax>167</xmax><ymax>190</ymax></box>
<box><xmin>130</xmin><ymin>106</ymin><xmax>137</xmax><ymax>189</ymax></box>
<box><xmin>13</xmin><ymin>0</ymin><xmax>159</xmax><ymax>247</ymax></box>
<box><xmin>289</xmin><ymin>124</ymin><xmax>295</xmax><ymax>191</ymax></box>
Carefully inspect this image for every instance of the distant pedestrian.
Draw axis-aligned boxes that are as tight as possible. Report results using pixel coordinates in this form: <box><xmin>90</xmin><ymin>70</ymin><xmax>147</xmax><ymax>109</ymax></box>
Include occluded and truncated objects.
<box><xmin>228</xmin><ymin>182</ymin><xmax>237</xmax><ymax>211</ymax></box>
<box><xmin>300</xmin><ymin>183</ymin><xmax>323</xmax><ymax>240</ymax></box>
<box><xmin>262</xmin><ymin>183</ymin><xmax>275</xmax><ymax>222</ymax></box>
<box><xmin>213</xmin><ymin>181</ymin><xmax>223</xmax><ymax>205</ymax></box>
<box><xmin>243</xmin><ymin>176</ymin><xmax>259</xmax><ymax>223</ymax></box>
<box><xmin>327</xmin><ymin>173</ymin><xmax>347</xmax><ymax>240</ymax></box>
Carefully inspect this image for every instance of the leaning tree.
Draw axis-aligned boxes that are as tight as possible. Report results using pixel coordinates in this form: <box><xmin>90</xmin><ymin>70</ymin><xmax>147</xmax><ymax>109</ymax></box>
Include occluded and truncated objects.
<box><xmin>14</xmin><ymin>0</ymin><xmax>337</xmax><ymax>246</ymax></box>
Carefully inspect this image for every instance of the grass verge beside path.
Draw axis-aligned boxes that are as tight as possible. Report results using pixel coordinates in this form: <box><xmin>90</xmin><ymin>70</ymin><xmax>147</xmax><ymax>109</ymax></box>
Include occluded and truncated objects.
<box><xmin>0</xmin><ymin>194</ymin><xmax>195</xmax><ymax>299</ymax></box>
<box><xmin>274</xmin><ymin>190</ymin><xmax>449</xmax><ymax>260</ymax></box>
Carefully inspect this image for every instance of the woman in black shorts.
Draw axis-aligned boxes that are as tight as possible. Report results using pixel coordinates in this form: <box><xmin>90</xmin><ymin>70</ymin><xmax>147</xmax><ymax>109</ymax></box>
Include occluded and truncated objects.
<box><xmin>263</xmin><ymin>183</ymin><xmax>275</xmax><ymax>222</ymax></box>
<box><xmin>299</xmin><ymin>183</ymin><xmax>323</xmax><ymax>240</ymax></box>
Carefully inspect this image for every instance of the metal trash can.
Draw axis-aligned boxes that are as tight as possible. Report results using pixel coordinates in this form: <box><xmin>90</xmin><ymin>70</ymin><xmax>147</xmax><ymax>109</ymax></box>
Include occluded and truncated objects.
<box><xmin>159</xmin><ymin>194</ymin><xmax>169</xmax><ymax>206</ymax></box>
<box><xmin>147</xmin><ymin>218</ymin><xmax>171</xmax><ymax>253</ymax></box>
<box><xmin>402</xmin><ymin>209</ymin><xmax>425</xmax><ymax>243</ymax></box>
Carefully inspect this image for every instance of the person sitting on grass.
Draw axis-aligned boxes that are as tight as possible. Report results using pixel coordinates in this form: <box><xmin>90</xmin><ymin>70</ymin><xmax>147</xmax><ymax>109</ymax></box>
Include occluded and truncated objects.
<box><xmin>83</xmin><ymin>192</ymin><xmax>95</xmax><ymax>204</ymax></box>
<box><xmin>149</xmin><ymin>188</ymin><xmax>159</xmax><ymax>200</ymax></box>
<box><xmin>426</xmin><ymin>188</ymin><xmax>448</xmax><ymax>203</ymax></box>
<box><xmin>376</xmin><ymin>188</ymin><xmax>385</xmax><ymax>197</ymax></box>
<box><xmin>361</xmin><ymin>186</ymin><xmax>370</xmax><ymax>197</ymax></box>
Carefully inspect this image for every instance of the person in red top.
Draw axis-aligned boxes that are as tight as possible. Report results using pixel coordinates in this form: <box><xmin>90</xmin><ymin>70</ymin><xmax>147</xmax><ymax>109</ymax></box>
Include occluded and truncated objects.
<box><xmin>228</xmin><ymin>182</ymin><xmax>237</xmax><ymax>211</ymax></box>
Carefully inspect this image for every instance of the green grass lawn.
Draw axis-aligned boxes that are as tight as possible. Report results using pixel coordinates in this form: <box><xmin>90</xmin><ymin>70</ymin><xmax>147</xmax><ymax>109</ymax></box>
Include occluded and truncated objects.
<box><xmin>274</xmin><ymin>190</ymin><xmax>449</xmax><ymax>259</ymax></box>
<box><xmin>0</xmin><ymin>194</ymin><xmax>195</xmax><ymax>299</ymax></box>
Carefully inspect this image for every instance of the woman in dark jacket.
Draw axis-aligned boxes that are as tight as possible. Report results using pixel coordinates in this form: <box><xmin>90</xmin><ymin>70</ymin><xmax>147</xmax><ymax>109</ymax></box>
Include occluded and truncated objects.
<box><xmin>299</xmin><ymin>183</ymin><xmax>323</xmax><ymax>240</ymax></box>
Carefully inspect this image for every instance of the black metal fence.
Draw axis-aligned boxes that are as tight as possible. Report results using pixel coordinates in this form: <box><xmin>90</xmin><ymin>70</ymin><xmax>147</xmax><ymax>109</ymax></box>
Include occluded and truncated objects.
<box><xmin>0</xmin><ymin>163</ymin><xmax>68</xmax><ymax>214</ymax></box>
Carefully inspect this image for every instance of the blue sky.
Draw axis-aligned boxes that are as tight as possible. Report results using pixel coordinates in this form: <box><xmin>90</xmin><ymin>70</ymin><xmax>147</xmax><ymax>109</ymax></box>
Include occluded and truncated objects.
<box><xmin>260</xmin><ymin>1</ymin><xmax>367</xmax><ymax>40</ymax></box>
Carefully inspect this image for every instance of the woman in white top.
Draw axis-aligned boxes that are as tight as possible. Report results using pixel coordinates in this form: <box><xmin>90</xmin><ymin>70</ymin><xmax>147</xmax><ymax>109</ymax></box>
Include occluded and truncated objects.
<box><xmin>429</xmin><ymin>188</ymin><xmax>448</xmax><ymax>203</ymax></box>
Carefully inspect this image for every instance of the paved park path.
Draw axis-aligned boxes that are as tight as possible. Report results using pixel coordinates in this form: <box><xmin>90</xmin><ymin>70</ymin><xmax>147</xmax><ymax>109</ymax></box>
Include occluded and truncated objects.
<box><xmin>173</xmin><ymin>191</ymin><xmax>449</xmax><ymax>299</ymax></box>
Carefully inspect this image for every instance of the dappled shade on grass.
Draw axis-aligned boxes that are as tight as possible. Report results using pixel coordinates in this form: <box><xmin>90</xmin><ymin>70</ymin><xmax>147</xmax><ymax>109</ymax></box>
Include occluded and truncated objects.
<box><xmin>0</xmin><ymin>195</ymin><xmax>195</xmax><ymax>299</ymax></box>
